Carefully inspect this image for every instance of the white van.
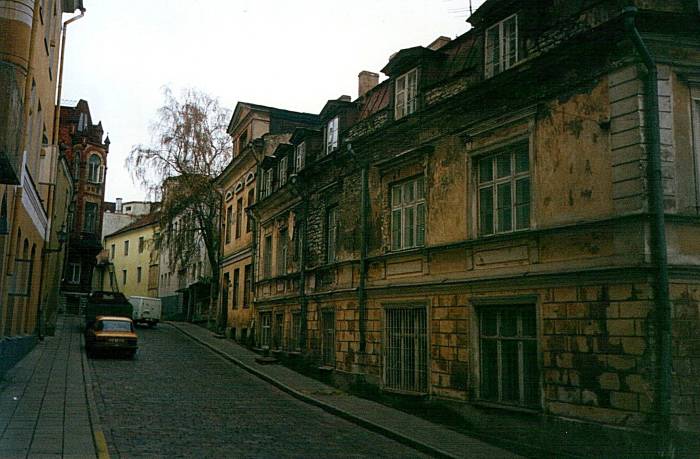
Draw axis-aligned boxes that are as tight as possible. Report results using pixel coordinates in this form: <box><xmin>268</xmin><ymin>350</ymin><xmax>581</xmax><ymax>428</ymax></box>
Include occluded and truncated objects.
<box><xmin>129</xmin><ymin>296</ymin><xmax>162</xmax><ymax>327</ymax></box>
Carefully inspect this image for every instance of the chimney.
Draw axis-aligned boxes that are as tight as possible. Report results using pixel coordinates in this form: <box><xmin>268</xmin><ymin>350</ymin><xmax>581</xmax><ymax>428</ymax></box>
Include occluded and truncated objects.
<box><xmin>358</xmin><ymin>71</ymin><xmax>379</xmax><ymax>99</ymax></box>
<box><xmin>115</xmin><ymin>198</ymin><xmax>122</xmax><ymax>213</ymax></box>
<box><xmin>427</xmin><ymin>36</ymin><xmax>451</xmax><ymax>51</ymax></box>
<box><xmin>338</xmin><ymin>95</ymin><xmax>352</xmax><ymax>102</ymax></box>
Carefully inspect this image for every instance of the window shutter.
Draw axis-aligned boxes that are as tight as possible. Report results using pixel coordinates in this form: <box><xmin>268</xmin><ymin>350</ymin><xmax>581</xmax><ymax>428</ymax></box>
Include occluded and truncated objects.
<box><xmin>416</xmin><ymin>202</ymin><xmax>425</xmax><ymax>246</ymax></box>
<box><xmin>391</xmin><ymin>209</ymin><xmax>402</xmax><ymax>251</ymax></box>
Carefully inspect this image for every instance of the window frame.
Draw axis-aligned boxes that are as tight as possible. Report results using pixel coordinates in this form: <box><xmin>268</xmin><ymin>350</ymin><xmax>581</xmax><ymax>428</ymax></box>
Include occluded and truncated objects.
<box><xmin>225</xmin><ymin>205</ymin><xmax>233</xmax><ymax>244</ymax></box>
<box><xmin>138</xmin><ymin>236</ymin><xmax>144</xmax><ymax>254</ymax></box>
<box><xmin>390</xmin><ymin>176</ymin><xmax>426</xmax><ymax>251</ymax></box>
<box><xmin>295</xmin><ymin>142</ymin><xmax>306</xmax><ymax>172</ymax></box>
<box><xmin>124</xmin><ymin>240</ymin><xmax>129</xmax><ymax>256</ymax></box>
<box><xmin>476</xmin><ymin>143</ymin><xmax>530</xmax><ymax>237</ymax></box>
<box><xmin>232</xmin><ymin>268</ymin><xmax>240</xmax><ymax>309</ymax></box>
<box><xmin>263</xmin><ymin>234</ymin><xmax>272</xmax><ymax>279</ymax></box>
<box><xmin>279</xmin><ymin>156</ymin><xmax>288</xmax><ymax>187</ymax></box>
<box><xmin>68</xmin><ymin>262</ymin><xmax>81</xmax><ymax>284</ymax></box>
<box><xmin>87</xmin><ymin>154</ymin><xmax>103</xmax><ymax>184</ymax></box>
<box><xmin>477</xmin><ymin>304</ymin><xmax>539</xmax><ymax>409</ymax></box>
<box><xmin>324</xmin><ymin>116</ymin><xmax>339</xmax><ymax>155</ymax></box>
<box><xmin>277</xmin><ymin>227</ymin><xmax>288</xmax><ymax>277</ymax></box>
<box><xmin>83</xmin><ymin>201</ymin><xmax>98</xmax><ymax>233</ymax></box>
<box><xmin>485</xmin><ymin>13</ymin><xmax>519</xmax><ymax>78</ymax></box>
<box><xmin>394</xmin><ymin>68</ymin><xmax>418</xmax><ymax>120</ymax></box>
<box><xmin>383</xmin><ymin>304</ymin><xmax>429</xmax><ymax>394</ymax></box>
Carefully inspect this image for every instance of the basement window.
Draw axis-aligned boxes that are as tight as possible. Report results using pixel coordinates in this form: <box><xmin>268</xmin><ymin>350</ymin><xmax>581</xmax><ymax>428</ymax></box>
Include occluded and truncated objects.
<box><xmin>485</xmin><ymin>14</ymin><xmax>519</xmax><ymax>78</ymax></box>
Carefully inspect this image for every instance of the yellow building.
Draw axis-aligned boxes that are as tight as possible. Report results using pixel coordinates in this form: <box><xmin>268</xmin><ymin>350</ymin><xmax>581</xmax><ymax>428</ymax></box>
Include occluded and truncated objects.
<box><xmin>215</xmin><ymin>103</ymin><xmax>317</xmax><ymax>343</ymax></box>
<box><xmin>0</xmin><ymin>0</ymin><xmax>84</xmax><ymax>373</ymax></box>
<box><xmin>101</xmin><ymin>213</ymin><xmax>159</xmax><ymax>298</ymax></box>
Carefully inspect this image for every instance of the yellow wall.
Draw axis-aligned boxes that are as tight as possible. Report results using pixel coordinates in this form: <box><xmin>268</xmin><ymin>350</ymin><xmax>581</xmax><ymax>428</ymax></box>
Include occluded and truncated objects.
<box><xmin>103</xmin><ymin>223</ymin><xmax>159</xmax><ymax>298</ymax></box>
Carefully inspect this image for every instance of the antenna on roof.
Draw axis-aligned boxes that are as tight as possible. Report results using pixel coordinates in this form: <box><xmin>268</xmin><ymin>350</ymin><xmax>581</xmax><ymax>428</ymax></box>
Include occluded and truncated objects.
<box><xmin>469</xmin><ymin>0</ymin><xmax>473</xmax><ymax>16</ymax></box>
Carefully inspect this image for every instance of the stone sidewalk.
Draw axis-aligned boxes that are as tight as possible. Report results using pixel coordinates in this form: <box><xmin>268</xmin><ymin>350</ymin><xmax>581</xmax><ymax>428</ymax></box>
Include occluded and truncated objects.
<box><xmin>169</xmin><ymin>321</ymin><xmax>521</xmax><ymax>459</ymax></box>
<box><xmin>0</xmin><ymin>315</ymin><xmax>98</xmax><ymax>459</ymax></box>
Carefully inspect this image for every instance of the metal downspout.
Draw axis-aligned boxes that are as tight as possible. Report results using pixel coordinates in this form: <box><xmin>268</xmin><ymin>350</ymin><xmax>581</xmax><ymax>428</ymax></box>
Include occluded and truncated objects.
<box><xmin>52</xmin><ymin>8</ymin><xmax>85</xmax><ymax>144</ymax></box>
<box><xmin>622</xmin><ymin>7</ymin><xmax>672</xmax><ymax>457</ymax></box>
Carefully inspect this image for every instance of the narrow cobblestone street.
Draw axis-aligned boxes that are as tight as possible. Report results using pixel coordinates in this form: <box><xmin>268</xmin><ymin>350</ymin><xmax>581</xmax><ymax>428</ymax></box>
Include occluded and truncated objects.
<box><xmin>88</xmin><ymin>323</ymin><xmax>429</xmax><ymax>458</ymax></box>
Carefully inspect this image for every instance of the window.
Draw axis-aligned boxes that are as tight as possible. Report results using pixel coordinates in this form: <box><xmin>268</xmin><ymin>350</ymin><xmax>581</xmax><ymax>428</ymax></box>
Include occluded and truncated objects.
<box><xmin>260</xmin><ymin>312</ymin><xmax>272</xmax><ymax>349</ymax></box>
<box><xmin>692</xmin><ymin>88</ymin><xmax>700</xmax><ymax>199</ymax></box>
<box><xmin>68</xmin><ymin>263</ymin><xmax>81</xmax><ymax>284</ymax></box>
<box><xmin>394</xmin><ymin>68</ymin><xmax>418</xmax><ymax>119</ymax></box>
<box><xmin>232</xmin><ymin>268</ymin><xmax>240</xmax><ymax>309</ymax></box>
<box><xmin>477</xmin><ymin>144</ymin><xmax>530</xmax><ymax>236</ymax></box>
<box><xmin>391</xmin><ymin>177</ymin><xmax>426</xmax><ymax>251</ymax></box>
<box><xmin>277</xmin><ymin>228</ymin><xmax>288</xmax><ymax>276</ymax></box>
<box><xmin>138</xmin><ymin>236</ymin><xmax>144</xmax><ymax>254</ymax></box>
<box><xmin>235</xmin><ymin>198</ymin><xmax>243</xmax><ymax>239</ymax></box>
<box><xmin>274</xmin><ymin>312</ymin><xmax>284</xmax><ymax>349</ymax></box>
<box><xmin>110</xmin><ymin>244</ymin><xmax>115</xmax><ymax>260</ymax></box>
<box><xmin>238</xmin><ymin>130</ymin><xmax>248</xmax><ymax>155</ymax></box>
<box><xmin>246</xmin><ymin>189</ymin><xmax>255</xmax><ymax>233</ymax></box>
<box><xmin>325</xmin><ymin>116</ymin><xmax>339</xmax><ymax>155</ymax></box>
<box><xmin>243</xmin><ymin>264</ymin><xmax>251</xmax><ymax>308</ymax></box>
<box><xmin>225</xmin><ymin>205</ymin><xmax>232</xmax><ymax>244</ymax></box>
<box><xmin>83</xmin><ymin>202</ymin><xmax>98</xmax><ymax>233</ymax></box>
<box><xmin>125</xmin><ymin>206</ymin><xmax>131</xmax><ymax>212</ymax></box>
<box><xmin>263</xmin><ymin>235</ymin><xmax>272</xmax><ymax>278</ymax></box>
<box><xmin>279</xmin><ymin>156</ymin><xmax>288</xmax><ymax>187</ymax></box>
<box><xmin>122</xmin><ymin>269</ymin><xmax>127</xmax><ymax>286</ymax></box>
<box><xmin>87</xmin><ymin>154</ymin><xmax>103</xmax><ymax>183</ymax></box>
<box><xmin>262</xmin><ymin>168</ymin><xmax>273</xmax><ymax>198</ymax></box>
<box><xmin>326</xmin><ymin>206</ymin><xmax>338</xmax><ymax>263</ymax></box>
<box><xmin>485</xmin><ymin>14</ymin><xmax>518</xmax><ymax>78</ymax></box>
<box><xmin>77</xmin><ymin>112</ymin><xmax>87</xmax><ymax>131</ymax></box>
<box><xmin>137</xmin><ymin>266</ymin><xmax>142</xmax><ymax>283</ymax></box>
<box><xmin>290</xmin><ymin>312</ymin><xmax>302</xmax><ymax>351</ymax></box>
<box><xmin>321</xmin><ymin>310</ymin><xmax>335</xmax><ymax>366</ymax></box>
<box><xmin>479</xmin><ymin>305</ymin><xmax>538</xmax><ymax>407</ymax></box>
<box><xmin>124</xmin><ymin>240</ymin><xmax>129</xmax><ymax>256</ymax></box>
<box><xmin>295</xmin><ymin>142</ymin><xmax>306</xmax><ymax>172</ymax></box>
<box><xmin>384</xmin><ymin>306</ymin><xmax>428</xmax><ymax>393</ymax></box>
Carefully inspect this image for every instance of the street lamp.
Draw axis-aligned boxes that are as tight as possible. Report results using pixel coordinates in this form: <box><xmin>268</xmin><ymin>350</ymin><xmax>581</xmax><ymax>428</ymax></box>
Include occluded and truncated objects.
<box><xmin>45</xmin><ymin>223</ymin><xmax>69</xmax><ymax>253</ymax></box>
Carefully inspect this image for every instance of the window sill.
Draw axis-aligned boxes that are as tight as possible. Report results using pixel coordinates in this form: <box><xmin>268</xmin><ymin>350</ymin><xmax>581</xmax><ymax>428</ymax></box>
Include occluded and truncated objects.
<box><xmin>472</xmin><ymin>400</ymin><xmax>540</xmax><ymax>415</ymax></box>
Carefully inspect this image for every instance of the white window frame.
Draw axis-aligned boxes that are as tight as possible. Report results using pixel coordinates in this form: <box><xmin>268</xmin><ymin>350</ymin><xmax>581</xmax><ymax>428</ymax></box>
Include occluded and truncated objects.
<box><xmin>325</xmin><ymin>116</ymin><xmax>339</xmax><ymax>155</ymax></box>
<box><xmin>390</xmin><ymin>176</ymin><xmax>426</xmax><ymax>251</ymax></box>
<box><xmin>485</xmin><ymin>13</ymin><xmax>519</xmax><ymax>78</ymax></box>
<box><xmin>295</xmin><ymin>142</ymin><xmax>306</xmax><ymax>172</ymax></box>
<box><xmin>279</xmin><ymin>156</ymin><xmax>288</xmax><ymax>187</ymax></box>
<box><xmin>477</xmin><ymin>143</ymin><xmax>530</xmax><ymax>236</ymax></box>
<box><xmin>68</xmin><ymin>262</ymin><xmax>81</xmax><ymax>284</ymax></box>
<box><xmin>394</xmin><ymin>68</ymin><xmax>418</xmax><ymax>120</ymax></box>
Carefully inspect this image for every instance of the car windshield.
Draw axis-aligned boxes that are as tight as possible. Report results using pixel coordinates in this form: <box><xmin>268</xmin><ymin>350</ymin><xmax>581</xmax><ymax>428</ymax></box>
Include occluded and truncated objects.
<box><xmin>100</xmin><ymin>320</ymin><xmax>132</xmax><ymax>332</ymax></box>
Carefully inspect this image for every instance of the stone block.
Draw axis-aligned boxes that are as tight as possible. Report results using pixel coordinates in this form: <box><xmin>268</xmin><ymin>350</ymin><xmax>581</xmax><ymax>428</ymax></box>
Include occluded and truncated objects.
<box><xmin>572</xmin><ymin>336</ymin><xmax>590</xmax><ymax>353</ymax></box>
<box><xmin>621</xmin><ymin>337</ymin><xmax>647</xmax><ymax>356</ymax></box>
<box><xmin>558</xmin><ymin>386</ymin><xmax>581</xmax><ymax>404</ymax></box>
<box><xmin>618</xmin><ymin>301</ymin><xmax>652</xmax><ymax>318</ymax></box>
<box><xmin>545</xmin><ymin>369</ymin><xmax>562</xmax><ymax>384</ymax></box>
<box><xmin>599</xmin><ymin>372</ymin><xmax>621</xmax><ymax>391</ymax></box>
<box><xmin>579</xmin><ymin>286</ymin><xmax>603</xmax><ymax>302</ymax></box>
<box><xmin>567</xmin><ymin>303</ymin><xmax>587</xmax><ymax>318</ymax></box>
<box><xmin>543</xmin><ymin>335</ymin><xmax>569</xmax><ymax>352</ymax></box>
<box><xmin>555</xmin><ymin>320</ymin><xmax>578</xmax><ymax>335</ymax></box>
<box><xmin>610</xmin><ymin>391</ymin><xmax>639</xmax><ymax>411</ymax></box>
<box><xmin>607</xmin><ymin>354</ymin><xmax>637</xmax><ymax>371</ymax></box>
<box><xmin>433</xmin><ymin>307</ymin><xmax>448</xmax><ymax>320</ymax></box>
<box><xmin>581</xmin><ymin>319</ymin><xmax>604</xmax><ymax>335</ymax></box>
<box><xmin>553</xmin><ymin>287</ymin><xmax>577</xmax><ymax>302</ymax></box>
<box><xmin>581</xmin><ymin>389</ymin><xmax>599</xmax><ymax>406</ymax></box>
<box><xmin>670</xmin><ymin>283</ymin><xmax>689</xmax><ymax>301</ymax></box>
<box><xmin>608</xmin><ymin>284</ymin><xmax>634</xmax><ymax>301</ymax></box>
<box><xmin>607</xmin><ymin>319</ymin><xmax>636</xmax><ymax>336</ymax></box>
<box><xmin>543</xmin><ymin>303</ymin><xmax>567</xmax><ymax>319</ymax></box>
<box><xmin>624</xmin><ymin>374</ymin><xmax>651</xmax><ymax>395</ymax></box>
<box><xmin>556</xmin><ymin>352</ymin><xmax>574</xmax><ymax>369</ymax></box>
<box><xmin>543</xmin><ymin>319</ymin><xmax>556</xmax><ymax>335</ymax></box>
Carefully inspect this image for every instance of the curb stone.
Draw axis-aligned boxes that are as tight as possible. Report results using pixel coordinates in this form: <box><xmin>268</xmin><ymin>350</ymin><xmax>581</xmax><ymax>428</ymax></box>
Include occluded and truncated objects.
<box><xmin>167</xmin><ymin>321</ymin><xmax>458</xmax><ymax>459</ymax></box>
<box><xmin>80</xmin><ymin>326</ymin><xmax>110</xmax><ymax>459</ymax></box>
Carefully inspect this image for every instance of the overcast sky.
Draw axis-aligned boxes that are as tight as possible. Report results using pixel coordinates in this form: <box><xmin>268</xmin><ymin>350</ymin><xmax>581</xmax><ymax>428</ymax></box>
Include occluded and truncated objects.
<box><xmin>61</xmin><ymin>0</ymin><xmax>485</xmax><ymax>203</ymax></box>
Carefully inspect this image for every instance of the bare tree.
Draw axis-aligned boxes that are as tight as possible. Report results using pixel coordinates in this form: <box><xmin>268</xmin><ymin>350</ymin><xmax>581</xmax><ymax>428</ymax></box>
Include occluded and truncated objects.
<box><xmin>127</xmin><ymin>87</ymin><xmax>231</xmax><ymax>322</ymax></box>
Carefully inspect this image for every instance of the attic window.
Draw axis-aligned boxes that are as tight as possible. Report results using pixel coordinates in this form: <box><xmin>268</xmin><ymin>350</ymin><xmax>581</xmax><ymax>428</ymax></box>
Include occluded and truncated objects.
<box><xmin>395</xmin><ymin>68</ymin><xmax>418</xmax><ymax>120</ymax></box>
<box><xmin>324</xmin><ymin>116</ymin><xmax>339</xmax><ymax>155</ymax></box>
<box><xmin>78</xmin><ymin>112</ymin><xmax>87</xmax><ymax>132</ymax></box>
<box><xmin>485</xmin><ymin>14</ymin><xmax>518</xmax><ymax>78</ymax></box>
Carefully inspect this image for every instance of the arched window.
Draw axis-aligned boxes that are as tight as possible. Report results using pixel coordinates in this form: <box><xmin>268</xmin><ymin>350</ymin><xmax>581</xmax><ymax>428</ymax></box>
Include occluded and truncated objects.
<box><xmin>88</xmin><ymin>154</ymin><xmax>103</xmax><ymax>183</ymax></box>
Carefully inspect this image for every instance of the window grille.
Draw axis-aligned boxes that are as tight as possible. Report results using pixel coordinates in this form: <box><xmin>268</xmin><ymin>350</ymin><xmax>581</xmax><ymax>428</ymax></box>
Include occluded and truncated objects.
<box><xmin>384</xmin><ymin>306</ymin><xmax>428</xmax><ymax>393</ymax></box>
<box><xmin>321</xmin><ymin>309</ymin><xmax>335</xmax><ymax>366</ymax></box>
<box><xmin>290</xmin><ymin>312</ymin><xmax>301</xmax><ymax>351</ymax></box>
<box><xmin>274</xmin><ymin>312</ymin><xmax>284</xmax><ymax>349</ymax></box>
<box><xmin>479</xmin><ymin>305</ymin><xmax>539</xmax><ymax>407</ymax></box>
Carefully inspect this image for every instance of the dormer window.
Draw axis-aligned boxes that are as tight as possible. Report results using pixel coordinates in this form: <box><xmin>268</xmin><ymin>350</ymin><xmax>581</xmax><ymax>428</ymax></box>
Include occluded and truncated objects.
<box><xmin>279</xmin><ymin>156</ymin><xmax>288</xmax><ymax>187</ymax></box>
<box><xmin>78</xmin><ymin>112</ymin><xmax>87</xmax><ymax>132</ymax></box>
<box><xmin>238</xmin><ymin>130</ymin><xmax>248</xmax><ymax>155</ymax></box>
<box><xmin>485</xmin><ymin>14</ymin><xmax>518</xmax><ymax>78</ymax></box>
<box><xmin>261</xmin><ymin>167</ymin><xmax>273</xmax><ymax>198</ymax></box>
<box><xmin>325</xmin><ymin>116</ymin><xmax>338</xmax><ymax>155</ymax></box>
<box><xmin>295</xmin><ymin>142</ymin><xmax>306</xmax><ymax>172</ymax></box>
<box><xmin>394</xmin><ymin>68</ymin><xmax>418</xmax><ymax>119</ymax></box>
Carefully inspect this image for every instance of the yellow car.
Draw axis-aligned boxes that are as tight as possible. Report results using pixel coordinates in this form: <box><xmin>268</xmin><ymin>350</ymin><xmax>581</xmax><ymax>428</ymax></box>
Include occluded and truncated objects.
<box><xmin>85</xmin><ymin>316</ymin><xmax>138</xmax><ymax>358</ymax></box>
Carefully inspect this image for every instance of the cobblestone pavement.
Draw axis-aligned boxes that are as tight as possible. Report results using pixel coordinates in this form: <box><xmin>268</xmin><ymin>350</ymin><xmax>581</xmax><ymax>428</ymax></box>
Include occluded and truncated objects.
<box><xmin>88</xmin><ymin>324</ymin><xmax>429</xmax><ymax>458</ymax></box>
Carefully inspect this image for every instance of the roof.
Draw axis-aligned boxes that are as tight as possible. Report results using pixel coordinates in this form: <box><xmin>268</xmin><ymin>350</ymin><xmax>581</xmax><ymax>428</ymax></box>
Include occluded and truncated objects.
<box><xmin>228</xmin><ymin>101</ymin><xmax>319</xmax><ymax>133</ymax></box>
<box><xmin>105</xmin><ymin>212</ymin><xmax>159</xmax><ymax>239</ymax></box>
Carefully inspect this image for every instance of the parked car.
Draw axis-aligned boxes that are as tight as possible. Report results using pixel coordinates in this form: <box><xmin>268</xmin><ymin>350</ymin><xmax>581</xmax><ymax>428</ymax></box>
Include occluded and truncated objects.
<box><xmin>85</xmin><ymin>291</ymin><xmax>133</xmax><ymax>329</ymax></box>
<box><xmin>85</xmin><ymin>316</ymin><xmax>138</xmax><ymax>358</ymax></box>
<box><xmin>129</xmin><ymin>296</ymin><xmax>162</xmax><ymax>327</ymax></box>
